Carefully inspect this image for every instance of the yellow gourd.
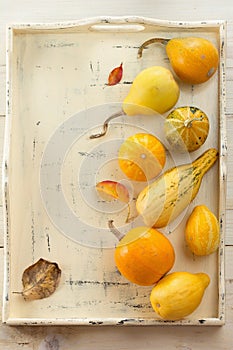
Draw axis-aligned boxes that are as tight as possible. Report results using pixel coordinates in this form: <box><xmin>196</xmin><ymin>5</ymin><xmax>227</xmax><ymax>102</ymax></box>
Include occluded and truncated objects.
<box><xmin>136</xmin><ymin>148</ymin><xmax>218</xmax><ymax>228</ymax></box>
<box><xmin>164</xmin><ymin>106</ymin><xmax>210</xmax><ymax>152</ymax></box>
<box><xmin>185</xmin><ymin>205</ymin><xmax>220</xmax><ymax>255</ymax></box>
<box><xmin>122</xmin><ymin>66</ymin><xmax>180</xmax><ymax>115</ymax></box>
<box><xmin>90</xmin><ymin>66</ymin><xmax>179</xmax><ymax>139</ymax></box>
<box><xmin>150</xmin><ymin>271</ymin><xmax>210</xmax><ymax>320</ymax></box>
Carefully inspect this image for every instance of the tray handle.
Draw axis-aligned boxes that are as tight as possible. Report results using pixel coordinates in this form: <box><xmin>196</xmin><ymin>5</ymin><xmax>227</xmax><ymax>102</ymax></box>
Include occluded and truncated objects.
<box><xmin>89</xmin><ymin>23</ymin><xmax>145</xmax><ymax>32</ymax></box>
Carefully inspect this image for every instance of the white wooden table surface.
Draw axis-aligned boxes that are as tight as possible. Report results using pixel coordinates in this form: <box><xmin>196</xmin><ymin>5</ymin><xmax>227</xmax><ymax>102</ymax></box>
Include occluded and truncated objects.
<box><xmin>0</xmin><ymin>1</ymin><xmax>233</xmax><ymax>349</ymax></box>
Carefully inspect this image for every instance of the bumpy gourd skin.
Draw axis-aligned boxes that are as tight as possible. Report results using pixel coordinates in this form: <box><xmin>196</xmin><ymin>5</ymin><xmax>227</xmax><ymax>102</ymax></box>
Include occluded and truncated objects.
<box><xmin>122</xmin><ymin>66</ymin><xmax>180</xmax><ymax>115</ymax></box>
<box><xmin>166</xmin><ymin>37</ymin><xmax>219</xmax><ymax>84</ymax></box>
<box><xmin>185</xmin><ymin>205</ymin><xmax>220</xmax><ymax>255</ymax></box>
<box><xmin>150</xmin><ymin>272</ymin><xmax>210</xmax><ymax>320</ymax></box>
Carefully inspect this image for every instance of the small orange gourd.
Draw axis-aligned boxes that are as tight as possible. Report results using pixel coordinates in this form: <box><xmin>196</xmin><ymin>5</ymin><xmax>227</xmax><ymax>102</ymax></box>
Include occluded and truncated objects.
<box><xmin>109</xmin><ymin>221</ymin><xmax>175</xmax><ymax>286</ymax></box>
<box><xmin>138</xmin><ymin>37</ymin><xmax>219</xmax><ymax>85</ymax></box>
<box><xmin>118</xmin><ymin>133</ymin><xmax>166</xmax><ymax>181</ymax></box>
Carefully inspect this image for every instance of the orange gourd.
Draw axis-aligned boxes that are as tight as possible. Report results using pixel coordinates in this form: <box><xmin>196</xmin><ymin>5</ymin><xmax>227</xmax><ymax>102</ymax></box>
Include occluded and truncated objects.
<box><xmin>109</xmin><ymin>221</ymin><xmax>175</xmax><ymax>286</ymax></box>
<box><xmin>138</xmin><ymin>37</ymin><xmax>219</xmax><ymax>85</ymax></box>
<box><xmin>118</xmin><ymin>133</ymin><xmax>166</xmax><ymax>182</ymax></box>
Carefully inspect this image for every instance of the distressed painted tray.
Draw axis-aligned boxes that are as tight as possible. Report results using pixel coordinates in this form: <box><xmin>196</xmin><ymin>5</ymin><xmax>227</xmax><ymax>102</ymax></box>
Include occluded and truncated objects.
<box><xmin>2</xmin><ymin>17</ymin><xmax>227</xmax><ymax>325</ymax></box>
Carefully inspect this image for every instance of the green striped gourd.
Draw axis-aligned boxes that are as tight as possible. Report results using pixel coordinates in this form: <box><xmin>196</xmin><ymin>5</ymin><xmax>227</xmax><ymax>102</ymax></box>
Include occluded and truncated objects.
<box><xmin>164</xmin><ymin>106</ymin><xmax>210</xmax><ymax>152</ymax></box>
<box><xmin>136</xmin><ymin>148</ymin><xmax>218</xmax><ymax>228</ymax></box>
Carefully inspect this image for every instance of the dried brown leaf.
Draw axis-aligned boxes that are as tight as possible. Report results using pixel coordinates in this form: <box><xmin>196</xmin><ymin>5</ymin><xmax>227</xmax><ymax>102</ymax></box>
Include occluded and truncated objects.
<box><xmin>21</xmin><ymin>258</ymin><xmax>61</xmax><ymax>301</ymax></box>
<box><xmin>108</xmin><ymin>63</ymin><xmax>123</xmax><ymax>86</ymax></box>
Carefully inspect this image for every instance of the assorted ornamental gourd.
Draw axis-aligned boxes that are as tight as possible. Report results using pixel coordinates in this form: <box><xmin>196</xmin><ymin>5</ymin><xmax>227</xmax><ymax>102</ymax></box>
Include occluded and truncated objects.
<box><xmin>136</xmin><ymin>148</ymin><xmax>218</xmax><ymax>228</ymax></box>
<box><xmin>118</xmin><ymin>133</ymin><xmax>166</xmax><ymax>181</ymax></box>
<box><xmin>109</xmin><ymin>221</ymin><xmax>175</xmax><ymax>286</ymax></box>
<box><xmin>90</xmin><ymin>66</ymin><xmax>180</xmax><ymax>139</ymax></box>
<box><xmin>164</xmin><ymin>106</ymin><xmax>210</xmax><ymax>152</ymax></box>
<box><xmin>150</xmin><ymin>272</ymin><xmax>210</xmax><ymax>320</ymax></box>
<box><xmin>137</xmin><ymin>36</ymin><xmax>219</xmax><ymax>84</ymax></box>
<box><xmin>185</xmin><ymin>205</ymin><xmax>220</xmax><ymax>256</ymax></box>
<box><xmin>93</xmin><ymin>35</ymin><xmax>220</xmax><ymax>321</ymax></box>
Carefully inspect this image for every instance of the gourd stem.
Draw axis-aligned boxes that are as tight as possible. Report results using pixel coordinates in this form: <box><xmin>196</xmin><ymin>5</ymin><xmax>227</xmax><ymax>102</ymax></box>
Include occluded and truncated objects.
<box><xmin>184</xmin><ymin>116</ymin><xmax>204</xmax><ymax>128</ymax></box>
<box><xmin>137</xmin><ymin>38</ymin><xmax>170</xmax><ymax>58</ymax></box>
<box><xmin>89</xmin><ymin>110</ymin><xmax>125</xmax><ymax>139</ymax></box>
<box><xmin>108</xmin><ymin>220</ymin><xmax>125</xmax><ymax>241</ymax></box>
<box><xmin>125</xmin><ymin>204</ymin><xmax>131</xmax><ymax>223</ymax></box>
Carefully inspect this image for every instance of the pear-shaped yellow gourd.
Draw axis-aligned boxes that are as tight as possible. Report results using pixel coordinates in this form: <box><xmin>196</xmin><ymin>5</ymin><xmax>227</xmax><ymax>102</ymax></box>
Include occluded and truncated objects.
<box><xmin>185</xmin><ymin>205</ymin><xmax>220</xmax><ymax>256</ymax></box>
<box><xmin>138</xmin><ymin>37</ymin><xmax>219</xmax><ymax>85</ymax></box>
<box><xmin>150</xmin><ymin>271</ymin><xmax>210</xmax><ymax>320</ymax></box>
<box><xmin>90</xmin><ymin>66</ymin><xmax>180</xmax><ymax>139</ymax></box>
<box><xmin>123</xmin><ymin>66</ymin><xmax>180</xmax><ymax>115</ymax></box>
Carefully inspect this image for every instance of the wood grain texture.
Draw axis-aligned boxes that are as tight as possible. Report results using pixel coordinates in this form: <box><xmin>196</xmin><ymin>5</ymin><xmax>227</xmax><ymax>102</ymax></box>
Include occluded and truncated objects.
<box><xmin>0</xmin><ymin>0</ymin><xmax>233</xmax><ymax>348</ymax></box>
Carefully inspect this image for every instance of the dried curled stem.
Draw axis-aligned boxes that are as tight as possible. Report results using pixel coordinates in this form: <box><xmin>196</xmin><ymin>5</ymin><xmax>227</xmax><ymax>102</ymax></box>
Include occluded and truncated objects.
<box><xmin>184</xmin><ymin>115</ymin><xmax>205</xmax><ymax>128</ymax></box>
<box><xmin>137</xmin><ymin>38</ymin><xmax>170</xmax><ymax>58</ymax></box>
<box><xmin>89</xmin><ymin>110</ymin><xmax>125</xmax><ymax>139</ymax></box>
<box><xmin>108</xmin><ymin>220</ymin><xmax>125</xmax><ymax>241</ymax></box>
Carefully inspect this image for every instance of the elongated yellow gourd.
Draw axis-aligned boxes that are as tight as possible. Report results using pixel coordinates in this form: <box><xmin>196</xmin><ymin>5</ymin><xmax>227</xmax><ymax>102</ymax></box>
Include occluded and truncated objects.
<box><xmin>136</xmin><ymin>148</ymin><xmax>218</xmax><ymax>228</ymax></box>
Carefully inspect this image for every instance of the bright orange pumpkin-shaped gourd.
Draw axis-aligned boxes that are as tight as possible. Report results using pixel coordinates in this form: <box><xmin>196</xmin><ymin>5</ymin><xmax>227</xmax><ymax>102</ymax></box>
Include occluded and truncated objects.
<box><xmin>118</xmin><ymin>133</ymin><xmax>166</xmax><ymax>182</ymax></box>
<box><xmin>138</xmin><ymin>37</ymin><xmax>219</xmax><ymax>85</ymax></box>
<box><xmin>109</xmin><ymin>221</ymin><xmax>175</xmax><ymax>286</ymax></box>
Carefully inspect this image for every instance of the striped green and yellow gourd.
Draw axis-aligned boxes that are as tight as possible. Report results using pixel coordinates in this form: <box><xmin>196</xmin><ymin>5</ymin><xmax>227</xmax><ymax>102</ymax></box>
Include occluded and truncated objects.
<box><xmin>136</xmin><ymin>148</ymin><xmax>218</xmax><ymax>228</ymax></box>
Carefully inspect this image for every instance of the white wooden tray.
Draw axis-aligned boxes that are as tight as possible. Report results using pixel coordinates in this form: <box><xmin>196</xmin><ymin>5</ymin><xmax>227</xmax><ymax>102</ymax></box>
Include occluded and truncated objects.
<box><xmin>2</xmin><ymin>16</ymin><xmax>227</xmax><ymax>325</ymax></box>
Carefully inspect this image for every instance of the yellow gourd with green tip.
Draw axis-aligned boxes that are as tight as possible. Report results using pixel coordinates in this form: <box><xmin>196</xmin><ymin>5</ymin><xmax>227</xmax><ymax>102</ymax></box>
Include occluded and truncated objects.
<box><xmin>150</xmin><ymin>271</ymin><xmax>210</xmax><ymax>320</ymax></box>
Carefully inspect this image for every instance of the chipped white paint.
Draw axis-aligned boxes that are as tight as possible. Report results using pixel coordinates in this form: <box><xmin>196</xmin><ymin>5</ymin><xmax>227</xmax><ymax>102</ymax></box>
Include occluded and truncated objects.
<box><xmin>1</xmin><ymin>16</ymin><xmax>227</xmax><ymax>326</ymax></box>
